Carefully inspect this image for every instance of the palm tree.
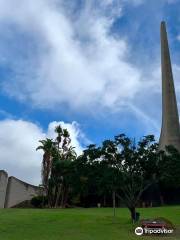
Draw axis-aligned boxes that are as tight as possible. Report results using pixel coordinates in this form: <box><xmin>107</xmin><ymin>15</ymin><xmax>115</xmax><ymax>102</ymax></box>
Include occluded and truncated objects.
<box><xmin>54</xmin><ymin>126</ymin><xmax>75</xmax><ymax>207</ymax></box>
<box><xmin>62</xmin><ymin>128</ymin><xmax>71</xmax><ymax>153</ymax></box>
<box><xmin>55</xmin><ymin>125</ymin><xmax>63</xmax><ymax>150</ymax></box>
<box><xmin>36</xmin><ymin>138</ymin><xmax>54</xmax><ymax>193</ymax></box>
<box><xmin>55</xmin><ymin>125</ymin><xmax>71</xmax><ymax>153</ymax></box>
<box><xmin>37</xmin><ymin>125</ymin><xmax>77</xmax><ymax>208</ymax></box>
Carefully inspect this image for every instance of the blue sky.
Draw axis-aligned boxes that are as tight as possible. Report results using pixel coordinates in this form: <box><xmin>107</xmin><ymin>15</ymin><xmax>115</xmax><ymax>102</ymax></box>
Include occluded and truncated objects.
<box><xmin>0</xmin><ymin>0</ymin><xmax>180</xmax><ymax>183</ymax></box>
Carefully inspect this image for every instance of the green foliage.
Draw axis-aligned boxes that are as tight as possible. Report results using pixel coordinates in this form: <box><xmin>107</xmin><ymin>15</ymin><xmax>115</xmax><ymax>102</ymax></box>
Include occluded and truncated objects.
<box><xmin>31</xmin><ymin>196</ymin><xmax>48</xmax><ymax>208</ymax></box>
<box><xmin>159</xmin><ymin>145</ymin><xmax>180</xmax><ymax>188</ymax></box>
<box><xmin>37</xmin><ymin>129</ymin><xmax>180</xmax><ymax>220</ymax></box>
<box><xmin>36</xmin><ymin>138</ymin><xmax>55</xmax><ymax>190</ymax></box>
<box><xmin>36</xmin><ymin>124</ymin><xmax>77</xmax><ymax>208</ymax></box>
<box><xmin>81</xmin><ymin>134</ymin><xmax>160</xmax><ymax>221</ymax></box>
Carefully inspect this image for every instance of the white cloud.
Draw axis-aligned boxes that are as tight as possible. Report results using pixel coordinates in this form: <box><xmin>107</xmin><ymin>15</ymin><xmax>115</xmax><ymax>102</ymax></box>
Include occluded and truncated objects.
<box><xmin>0</xmin><ymin>0</ymin><xmax>179</xmax><ymax>136</ymax></box>
<box><xmin>167</xmin><ymin>0</ymin><xmax>177</xmax><ymax>4</ymax></box>
<box><xmin>177</xmin><ymin>35</ymin><xmax>180</xmax><ymax>41</ymax></box>
<box><xmin>0</xmin><ymin>119</ymin><xmax>84</xmax><ymax>185</ymax></box>
<box><xmin>0</xmin><ymin>0</ymin><xmax>142</xmax><ymax>111</ymax></box>
<box><xmin>123</xmin><ymin>0</ymin><xmax>145</xmax><ymax>5</ymax></box>
<box><xmin>46</xmin><ymin>121</ymin><xmax>84</xmax><ymax>155</ymax></box>
<box><xmin>124</xmin><ymin>0</ymin><xmax>177</xmax><ymax>5</ymax></box>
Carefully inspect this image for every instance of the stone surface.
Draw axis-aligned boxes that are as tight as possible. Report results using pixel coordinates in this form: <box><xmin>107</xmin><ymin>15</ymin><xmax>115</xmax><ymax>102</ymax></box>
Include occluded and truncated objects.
<box><xmin>0</xmin><ymin>170</ymin><xmax>42</xmax><ymax>208</ymax></box>
<box><xmin>159</xmin><ymin>21</ymin><xmax>180</xmax><ymax>152</ymax></box>
<box><xmin>4</xmin><ymin>176</ymin><xmax>42</xmax><ymax>208</ymax></box>
<box><xmin>0</xmin><ymin>170</ymin><xmax>8</xmax><ymax>208</ymax></box>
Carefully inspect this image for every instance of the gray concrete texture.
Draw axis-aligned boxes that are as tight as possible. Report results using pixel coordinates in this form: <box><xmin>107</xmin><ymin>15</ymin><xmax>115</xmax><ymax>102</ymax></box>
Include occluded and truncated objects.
<box><xmin>159</xmin><ymin>21</ymin><xmax>180</xmax><ymax>152</ymax></box>
<box><xmin>0</xmin><ymin>170</ymin><xmax>42</xmax><ymax>208</ymax></box>
<box><xmin>5</xmin><ymin>176</ymin><xmax>42</xmax><ymax>208</ymax></box>
<box><xmin>0</xmin><ymin>170</ymin><xmax>8</xmax><ymax>208</ymax></box>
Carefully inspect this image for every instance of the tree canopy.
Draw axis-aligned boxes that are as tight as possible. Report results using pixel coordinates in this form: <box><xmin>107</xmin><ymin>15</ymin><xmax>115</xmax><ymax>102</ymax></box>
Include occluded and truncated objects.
<box><xmin>37</xmin><ymin>125</ymin><xmax>180</xmax><ymax>221</ymax></box>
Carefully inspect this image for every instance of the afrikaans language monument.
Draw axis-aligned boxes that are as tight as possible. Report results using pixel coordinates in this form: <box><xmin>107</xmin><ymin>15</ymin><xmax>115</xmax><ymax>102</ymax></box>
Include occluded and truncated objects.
<box><xmin>0</xmin><ymin>22</ymin><xmax>180</xmax><ymax>208</ymax></box>
<box><xmin>159</xmin><ymin>21</ymin><xmax>180</xmax><ymax>152</ymax></box>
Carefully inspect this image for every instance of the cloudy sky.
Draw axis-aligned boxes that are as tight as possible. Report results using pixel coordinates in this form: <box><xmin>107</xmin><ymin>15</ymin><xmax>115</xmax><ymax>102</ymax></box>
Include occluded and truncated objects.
<box><xmin>0</xmin><ymin>0</ymin><xmax>180</xmax><ymax>184</ymax></box>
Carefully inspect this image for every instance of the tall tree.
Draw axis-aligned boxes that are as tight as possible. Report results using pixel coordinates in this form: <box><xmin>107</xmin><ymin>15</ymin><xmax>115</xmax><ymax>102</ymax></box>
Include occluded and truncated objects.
<box><xmin>37</xmin><ymin>125</ymin><xmax>77</xmax><ymax>208</ymax></box>
<box><xmin>36</xmin><ymin>138</ymin><xmax>55</xmax><ymax>194</ymax></box>
<box><xmin>114</xmin><ymin>134</ymin><xmax>159</xmax><ymax>222</ymax></box>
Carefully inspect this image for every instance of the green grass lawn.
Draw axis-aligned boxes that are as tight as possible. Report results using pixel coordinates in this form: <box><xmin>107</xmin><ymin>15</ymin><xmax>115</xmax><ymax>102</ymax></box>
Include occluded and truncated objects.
<box><xmin>0</xmin><ymin>206</ymin><xmax>179</xmax><ymax>240</ymax></box>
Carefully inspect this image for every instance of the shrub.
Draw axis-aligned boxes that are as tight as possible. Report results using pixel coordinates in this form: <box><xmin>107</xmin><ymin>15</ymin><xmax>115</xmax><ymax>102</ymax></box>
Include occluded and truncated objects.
<box><xmin>31</xmin><ymin>196</ymin><xmax>48</xmax><ymax>208</ymax></box>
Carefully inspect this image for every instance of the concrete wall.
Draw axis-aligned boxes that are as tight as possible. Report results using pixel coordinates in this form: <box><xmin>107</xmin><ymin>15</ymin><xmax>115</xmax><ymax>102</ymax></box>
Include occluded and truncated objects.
<box><xmin>0</xmin><ymin>170</ymin><xmax>42</xmax><ymax>208</ymax></box>
<box><xmin>0</xmin><ymin>170</ymin><xmax>8</xmax><ymax>208</ymax></box>
<box><xmin>5</xmin><ymin>176</ymin><xmax>41</xmax><ymax>208</ymax></box>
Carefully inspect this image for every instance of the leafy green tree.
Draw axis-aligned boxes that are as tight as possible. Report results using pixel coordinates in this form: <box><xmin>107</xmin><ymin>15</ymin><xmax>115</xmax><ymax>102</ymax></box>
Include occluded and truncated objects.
<box><xmin>159</xmin><ymin>145</ymin><xmax>180</xmax><ymax>187</ymax></box>
<box><xmin>73</xmin><ymin>135</ymin><xmax>159</xmax><ymax>221</ymax></box>
<box><xmin>114</xmin><ymin>134</ymin><xmax>159</xmax><ymax>222</ymax></box>
<box><xmin>37</xmin><ymin>129</ymin><xmax>180</xmax><ymax>214</ymax></box>
<box><xmin>158</xmin><ymin>146</ymin><xmax>180</xmax><ymax>204</ymax></box>
<box><xmin>89</xmin><ymin>134</ymin><xmax>160</xmax><ymax>222</ymax></box>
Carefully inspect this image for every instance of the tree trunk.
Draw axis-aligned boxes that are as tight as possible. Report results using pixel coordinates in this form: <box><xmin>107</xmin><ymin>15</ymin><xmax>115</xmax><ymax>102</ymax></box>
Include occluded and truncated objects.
<box><xmin>60</xmin><ymin>187</ymin><xmax>65</xmax><ymax>208</ymax></box>
<box><xmin>129</xmin><ymin>207</ymin><xmax>136</xmax><ymax>223</ymax></box>
<box><xmin>63</xmin><ymin>187</ymin><xmax>69</xmax><ymax>208</ymax></box>
<box><xmin>55</xmin><ymin>184</ymin><xmax>62</xmax><ymax>208</ymax></box>
<box><xmin>112</xmin><ymin>191</ymin><xmax>116</xmax><ymax>223</ymax></box>
<box><xmin>53</xmin><ymin>186</ymin><xmax>57</xmax><ymax>207</ymax></box>
<box><xmin>160</xmin><ymin>194</ymin><xmax>164</xmax><ymax>205</ymax></box>
<box><xmin>47</xmin><ymin>188</ymin><xmax>53</xmax><ymax>208</ymax></box>
<box><xmin>103</xmin><ymin>195</ymin><xmax>106</xmax><ymax>207</ymax></box>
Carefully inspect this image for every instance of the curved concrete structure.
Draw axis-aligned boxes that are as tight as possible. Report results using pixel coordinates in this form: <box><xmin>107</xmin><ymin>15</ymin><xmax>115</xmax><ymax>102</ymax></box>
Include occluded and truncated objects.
<box><xmin>0</xmin><ymin>170</ymin><xmax>8</xmax><ymax>208</ymax></box>
<box><xmin>5</xmin><ymin>176</ymin><xmax>42</xmax><ymax>208</ymax></box>
<box><xmin>0</xmin><ymin>170</ymin><xmax>42</xmax><ymax>208</ymax></box>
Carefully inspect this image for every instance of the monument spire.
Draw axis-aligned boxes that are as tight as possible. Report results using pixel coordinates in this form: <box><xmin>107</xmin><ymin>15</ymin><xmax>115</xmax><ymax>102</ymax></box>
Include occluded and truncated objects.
<box><xmin>159</xmin><ymin>21</ymin><xmax>180</xmax><ymax>152</ymax></box>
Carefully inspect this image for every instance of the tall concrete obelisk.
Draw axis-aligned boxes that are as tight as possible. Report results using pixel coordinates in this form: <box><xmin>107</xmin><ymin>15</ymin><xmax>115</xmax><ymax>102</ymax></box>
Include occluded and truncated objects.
<box><xmin>159</xmin><ymin>21</ymin><xmax>180</xmax><ymax>152</ymax></box>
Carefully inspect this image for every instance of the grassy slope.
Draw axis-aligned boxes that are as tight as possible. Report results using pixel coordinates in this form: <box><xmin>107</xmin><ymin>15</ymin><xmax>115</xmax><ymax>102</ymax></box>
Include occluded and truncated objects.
<box><xmin>0</xmin><ymin>207</ymin><xmax>179</xmax><ymax>240</ymax></box>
